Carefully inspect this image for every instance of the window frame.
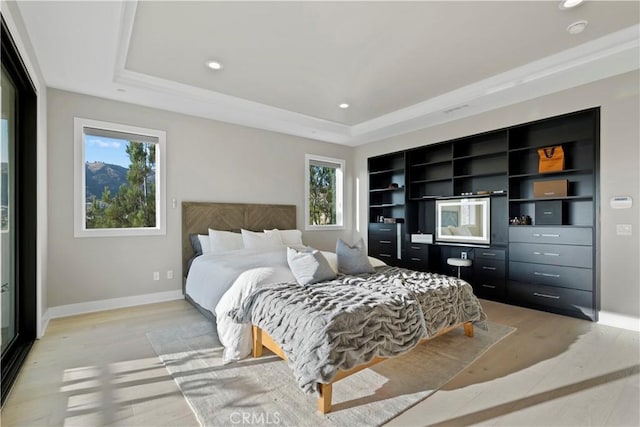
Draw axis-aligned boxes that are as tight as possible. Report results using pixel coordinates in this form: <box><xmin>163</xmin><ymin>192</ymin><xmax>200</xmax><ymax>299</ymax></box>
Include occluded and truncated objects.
<box><xmin>304</xmin><ymin>154</ymin><xmax>345</xmax><ymax>231</ymax></box>
<box><xmin>73</xmin><ymin>117</ymin><xmax>166</xmax><ymax>237</ymax></box>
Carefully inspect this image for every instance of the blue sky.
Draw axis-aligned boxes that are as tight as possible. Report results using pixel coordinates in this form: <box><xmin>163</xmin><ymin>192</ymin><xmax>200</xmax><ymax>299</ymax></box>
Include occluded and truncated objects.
<box><xmin>85</xmin><ymin>135</ymin><xmax>130</xmax><ymax>167</ymax></box>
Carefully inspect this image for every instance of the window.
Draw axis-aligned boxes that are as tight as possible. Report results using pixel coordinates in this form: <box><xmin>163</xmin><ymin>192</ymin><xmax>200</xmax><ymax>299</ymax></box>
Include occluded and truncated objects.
<box><xmin>74</xmin><ymin>118</ymin><xmax>166</xmax><ymax>237</ymax></box>
<box><xmin>305</xmin><ymin>154</ymin><xmax>344</xmax><ymax>230</ymax></box>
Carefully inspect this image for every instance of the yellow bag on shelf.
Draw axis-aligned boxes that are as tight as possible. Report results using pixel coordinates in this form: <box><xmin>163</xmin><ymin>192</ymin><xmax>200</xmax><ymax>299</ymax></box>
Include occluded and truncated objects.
<box><xmin>538</xmin><ymin>146</ymin><xmax>565</xmax><ymax>173</ymax></box>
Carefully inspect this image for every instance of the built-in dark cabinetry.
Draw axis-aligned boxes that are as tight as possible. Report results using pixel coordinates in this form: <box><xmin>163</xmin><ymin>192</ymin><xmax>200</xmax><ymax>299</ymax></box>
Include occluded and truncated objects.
<box><xmin>474</xmin><ymin>249</ymin><xmax>507</xmax><ymax>300</ymax></box>
<box><xmin>368</xmin><ymin>153</ymin><xmax>405</xmax><ymax>223</ymax></box>
<box><xmin>507</xmin><ymin>109</ymin><xmax>599</xmax><ymax>320</ymax></box>
<box><xmin>508</xmin><ymin>111</ymin><xmax>596</xmax><ymax>227</ymax></box>
<box><xmin>368</xmin><ymin>153</ymin><xmax>405</xmax><ymax>267</ymax></box>
<box><xmin>367</xmin><ymin>107</ymin><xmax>599</xmax><ymax>321</ymax></box>
<box><xmin>368</xmin><ymin>223</ymin><xmax>404</xmax><ymax>267</ymax></box>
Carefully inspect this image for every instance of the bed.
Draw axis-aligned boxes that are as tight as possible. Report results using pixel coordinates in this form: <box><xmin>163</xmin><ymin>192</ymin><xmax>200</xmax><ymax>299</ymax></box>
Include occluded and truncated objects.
<box><xmin>182</xmin><ymin>202</ymin><xmax>486</xmax><ymax>414</ymax></box>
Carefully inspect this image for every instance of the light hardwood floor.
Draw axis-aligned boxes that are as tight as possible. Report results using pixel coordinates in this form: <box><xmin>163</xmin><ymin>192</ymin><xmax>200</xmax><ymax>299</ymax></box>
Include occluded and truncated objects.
<box><xmin>1</xmin><ymin>299</ymin><xmax>638</xmax><ymax>426</ymax></box>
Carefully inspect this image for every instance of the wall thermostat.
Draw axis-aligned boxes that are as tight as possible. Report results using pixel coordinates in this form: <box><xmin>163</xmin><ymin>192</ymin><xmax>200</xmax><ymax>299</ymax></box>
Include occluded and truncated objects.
<box><xmin>610</xmin><ymin>196</ymin><xmax>632</xmax><ymax>209</ymax></box>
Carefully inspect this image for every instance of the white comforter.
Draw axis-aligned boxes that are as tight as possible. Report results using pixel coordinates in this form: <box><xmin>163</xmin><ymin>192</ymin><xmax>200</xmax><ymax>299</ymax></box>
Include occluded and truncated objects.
<box><xmin>185</xmin><ymin>246</ymin><xmax>386</xmax><ymax>363</ymax></box>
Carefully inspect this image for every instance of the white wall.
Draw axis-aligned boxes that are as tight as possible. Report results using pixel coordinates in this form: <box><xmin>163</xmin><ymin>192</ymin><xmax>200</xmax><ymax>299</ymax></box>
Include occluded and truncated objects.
<box><xmin>47</xmin><ymin>89</ymin><xmax>353</xmax><ymax>309</ymax></box>
<box><xmin>354</xmin><ymin>71</ymin><xmax>640</xmax><ymax>324</ymax></box>
<box><xmin>1</xmin><ymin>1</ymin><xmax>49</xmax><ymax>337</ymax></box>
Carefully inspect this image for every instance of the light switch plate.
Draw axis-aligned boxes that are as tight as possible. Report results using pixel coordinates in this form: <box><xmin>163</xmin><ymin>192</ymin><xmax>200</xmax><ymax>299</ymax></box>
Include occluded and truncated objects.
<box><xmin>616</xmin><ymin>224</ymin><xmax>632</xmax><ymax>236</ymax></box>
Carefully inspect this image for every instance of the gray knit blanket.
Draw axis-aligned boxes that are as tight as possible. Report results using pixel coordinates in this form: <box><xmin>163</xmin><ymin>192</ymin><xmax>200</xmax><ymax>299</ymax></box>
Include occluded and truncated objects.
<box><xmin>231</xmin><ymin>266</ymin><xmax>486</xmax><ymax>394</ymax></box>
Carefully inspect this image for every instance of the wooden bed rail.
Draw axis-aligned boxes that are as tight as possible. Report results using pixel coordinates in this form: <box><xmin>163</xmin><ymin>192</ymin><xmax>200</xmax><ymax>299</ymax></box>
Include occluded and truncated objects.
<box><xmin>252</xmin><ymin>321</ymin><xmax>474</xmax><ymax>414</ymax></box>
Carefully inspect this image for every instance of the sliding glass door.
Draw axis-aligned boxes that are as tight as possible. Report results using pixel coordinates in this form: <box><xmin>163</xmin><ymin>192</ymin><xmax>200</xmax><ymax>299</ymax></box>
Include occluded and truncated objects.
<box><xmin>1</xmin><ymin>17</ymin><xmax>38</xmax><ymax>406</ymax></box>
<box><xmin>1</xmin><ymin>64</ymin><xmax>17</xmax><ymax>355</ymax></box>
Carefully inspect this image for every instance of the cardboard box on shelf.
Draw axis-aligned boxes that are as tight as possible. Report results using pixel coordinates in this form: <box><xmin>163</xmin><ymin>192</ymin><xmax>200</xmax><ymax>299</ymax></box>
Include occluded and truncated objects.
<box><xmin>533</xmin><ymin>180</ymin><xmax>568</xmax><ymax>198</ymax></box>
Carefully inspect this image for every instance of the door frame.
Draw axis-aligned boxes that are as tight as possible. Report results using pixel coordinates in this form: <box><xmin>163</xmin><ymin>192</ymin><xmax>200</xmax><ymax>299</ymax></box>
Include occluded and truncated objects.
<box><xmin>1</xmin><ymin>16</ymin><xmax>38</xmax><ymax>406</ymax></box>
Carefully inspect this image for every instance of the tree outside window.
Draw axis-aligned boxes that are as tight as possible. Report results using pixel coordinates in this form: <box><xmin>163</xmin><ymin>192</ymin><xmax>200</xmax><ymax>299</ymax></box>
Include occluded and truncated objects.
<box><xmin>74</xmin><ymin>118</ymin><xmax>166</xmax><ymax>237</ymax></box>
<box><xmin>305</xmin><ymin>155</ymin><xmax>344</xmax><ymax>230</ymax></box>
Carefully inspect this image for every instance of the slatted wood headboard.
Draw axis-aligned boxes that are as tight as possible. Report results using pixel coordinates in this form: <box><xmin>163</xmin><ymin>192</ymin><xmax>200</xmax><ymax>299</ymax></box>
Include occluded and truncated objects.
<box><xmin>181</xmin><ymin>202</ymin><xmax>296</xmax><ymax>279</ymax></box>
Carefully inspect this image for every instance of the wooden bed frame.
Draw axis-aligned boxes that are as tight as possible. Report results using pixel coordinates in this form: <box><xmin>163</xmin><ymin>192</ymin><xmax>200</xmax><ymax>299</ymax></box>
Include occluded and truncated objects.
<box><xmin>252</xmin><ymin>321</ymin><xmax>474</xmax><ymax>414</ymax></box>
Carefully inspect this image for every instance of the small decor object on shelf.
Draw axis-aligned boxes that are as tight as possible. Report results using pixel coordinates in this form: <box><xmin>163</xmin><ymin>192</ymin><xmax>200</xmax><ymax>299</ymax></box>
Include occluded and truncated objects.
<box><xmin>538</xmin><ymin>145</ymin><xmax>565</xmax><ymax>173</ymax></box>
<box><xmin>510</xmin><ymin>215</ymin><xmax>532</xmax><ymax>225</ymax></box>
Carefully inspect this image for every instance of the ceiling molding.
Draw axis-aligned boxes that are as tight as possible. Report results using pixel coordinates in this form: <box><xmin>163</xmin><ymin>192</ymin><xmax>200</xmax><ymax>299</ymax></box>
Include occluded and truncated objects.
<box><xmin>110</xmin><ymin>2</ymin><xmax>638</xmax><ymax>146</ymax></box>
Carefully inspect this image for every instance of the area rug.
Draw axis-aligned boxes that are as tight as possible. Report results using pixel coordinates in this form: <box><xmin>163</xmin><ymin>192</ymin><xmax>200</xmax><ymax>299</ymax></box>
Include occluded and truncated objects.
<box><xmin>147</xmin><ymin>321</ymin><xmax>514</xmax><ymax>427</ymax></box>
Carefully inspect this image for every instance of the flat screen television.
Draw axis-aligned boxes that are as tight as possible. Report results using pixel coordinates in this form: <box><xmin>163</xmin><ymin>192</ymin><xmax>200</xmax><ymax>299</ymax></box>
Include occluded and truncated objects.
<box><xmin>435</xmin><ymin>197</ymin><xmax>491</xmax><ymax>246</ymax></box>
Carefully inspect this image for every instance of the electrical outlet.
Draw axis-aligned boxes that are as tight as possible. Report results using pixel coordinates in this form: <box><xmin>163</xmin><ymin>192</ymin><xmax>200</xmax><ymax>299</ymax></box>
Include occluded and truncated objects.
<box><xmin>461</xmin><ymin>251</ymin><xmax>468</xmax><ymax>259</ymax></box>
<box><xmin>616</xmin><ymin>224</ymin><xmax>632</xmax><ymax>236</ymax></box>
<box><xmin>153</xmin><ymin>271</ymin><xmax>160</xmax><ymax>281</ymax></box>
<box><xmin>167</xmin><ymin>270</ymin><xmax>174</xmax><ymax>280</ymax></box>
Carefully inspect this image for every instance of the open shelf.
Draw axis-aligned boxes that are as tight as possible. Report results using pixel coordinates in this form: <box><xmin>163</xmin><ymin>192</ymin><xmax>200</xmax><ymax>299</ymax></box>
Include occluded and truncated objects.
<box><xmin>509</xmin><ymin>195</ymin><xmax>593</xmax><ymax>203</ymax></box>
<box><xmin>369</xmin><ymin>187</ymin><xmax>404</xmax><ymax>193</ymax></box>
<box><xmin>508</xmin><ymin>168</ymin><xmax>592</xmax><ymax>179</ymax></box>
<box><xmin>369</xmin><ymin>167</ymin><xmax>404</xmax><ymax>175</ymax></box>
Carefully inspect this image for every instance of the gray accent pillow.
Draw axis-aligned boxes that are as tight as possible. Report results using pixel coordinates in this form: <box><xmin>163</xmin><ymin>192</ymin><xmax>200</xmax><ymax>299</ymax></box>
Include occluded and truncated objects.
<box><xmin>287</xmin><ymin>246</ymin><xmax>337</xmax><ymax>285</ymax></box>
<box><xmin>336</xmin><ymin>238</ymin><xmax>375</xmax><ymax>275</ymax></box>
<box><xmin>190</xmin><ymin>234</ymin><xmax>203</xmax><ymax>256</ymax></box>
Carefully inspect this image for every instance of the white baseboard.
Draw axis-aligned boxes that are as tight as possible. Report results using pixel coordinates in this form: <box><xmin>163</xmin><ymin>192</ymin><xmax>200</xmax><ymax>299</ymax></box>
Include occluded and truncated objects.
<box><xmin>46</xmin><ymin>290</ymin><xmax>184</xmax><ymax>323</ymax></box>
<box><xmin>598</xmin><ymin>311</ymin><xmax>640</xmax><ymax>332</ymax></box>
<box><xmin>39</xmin><ymin>310</ymin><xmax>51</xmax><ymax>339</ymax></box>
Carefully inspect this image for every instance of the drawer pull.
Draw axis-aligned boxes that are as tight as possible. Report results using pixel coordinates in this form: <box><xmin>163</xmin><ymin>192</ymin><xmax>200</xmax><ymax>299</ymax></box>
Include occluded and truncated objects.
<box><xmin>411</xmin><ymin>257</ymin><xmax>421</xmax><ymax>261</ymax></box>
<box><xmin>532</xmin><ymin>233</ymin><xmax>560</xmax><ymax>238</ymax></box>
<box><xmin>379</xmin><ymin>228</ymin><xmax>392</xmax><ymax>232</ymax></box>
<box><xmin>543</xmin><ymin>211</ymin><xmax>553</xmax><ymax>215</ymax></box>
<box><xmin>378</xmin><ymin>254</ymin><xmax>392</xmax><ymax>258</ymax></box>
<box><xmin>481</xmin><ymin>284</ymin><xmax>496</xmax><ymax>289</ymax></box>
<box><xmin>534</xmin><ymin>272</ymin><xmax>561</xmax><ymax>278</ymax></box>
<box><xmin>411</xmin><ymin>246</ymin><xmax>421</xmax><ymax>250</ymax></box>
<box><xmin>482</xmin><ymin>266</ymin><xmax>497</xmax><ymax>271</ymax></box>
<box><xmin>533</xmin><ymin>292</ymin><xmax>560</xmax><ymax>300</ymax></box>
<box><xmin>379</xmin><ymin>240</ymin><xmax>392</xmax><ymax>244</ymax></box>
<box><xmin>533</xmin><ymin>251</ymin><xmax>560</xmax><ymax>257</ymax></box>
<box><xmin>481</xmin><ymin>252</ymin><xmax>496</xmax><ymax>257</ymax></box>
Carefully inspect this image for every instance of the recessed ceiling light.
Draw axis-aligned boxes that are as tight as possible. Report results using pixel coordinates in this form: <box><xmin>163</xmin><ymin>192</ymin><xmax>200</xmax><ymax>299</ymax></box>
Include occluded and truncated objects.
<box><xmin>567</xmin><ymin>20</ymin><xmax>588</xmax><ymax>35</ymax></box>
<box><xmin>559</xmin><ymin>0</ymin><xmax>585</xmax><ymax>9</ymax></box>
<box><xmin>339</xmin><ymin>103</ymin><xmax>349</xmax><ymax>109</ymax></box>
<box><xmin>206</xmin><ymin>60</ymin><xmax>223</xmax><ymax>70</ymax></box>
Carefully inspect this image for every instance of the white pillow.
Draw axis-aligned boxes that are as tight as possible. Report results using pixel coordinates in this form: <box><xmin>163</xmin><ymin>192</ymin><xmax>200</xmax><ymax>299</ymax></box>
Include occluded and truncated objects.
<box><xmin>208</xmin><ymin>229</ymin><xmax>243</xmax><ymax>253</ymax></box>
<box><xmin>241</xmin><ymin>229</ymin><xmax>283</xmax><ymax>249</ymax></box>
<box><xmin>264</xmin><ymin>229</ymin><xmax>303</xmax><ymax>246</ymax></box>
<box><xmin>197</xmin><ymin>234</ymin><xmax>212</xmax><ymax>254</ymax></box>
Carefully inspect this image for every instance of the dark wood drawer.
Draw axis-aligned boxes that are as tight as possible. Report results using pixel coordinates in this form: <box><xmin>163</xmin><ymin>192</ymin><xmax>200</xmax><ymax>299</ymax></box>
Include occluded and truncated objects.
<box><xmin>369</xmin><ymin>239</ymin><xmax>398</xmax><ymax>264</ymax></box>
<box><xmin>509</xmin><ymin>226</ymin><xmax>592</xmax><ymax>246</ymax></box>
<box><xmin>474</xmin><ymin>259</ymin><xmax>506</xmax><ymax>279</ymax></box>
<box><xmin>475</xmin><ymin>248</ymin><xmax>506</xmax><ymax>261</ymax></box>
<box><xmin>474</xmin><ymin>278</ymin><xmax>505</xmax><ymax>300</ymax></box>
<box><xmin>509</xmin><ymin>261</ymin><xmax>592</xmax><ymax>292</ymax></box>
<box><xmin>508</xmin><ymin>281</ymin><xmax>593</xmax><ymax>319</ymax></box>
<box><xmin>406</xmin><ymin>259</ymin><xmax>429</xmax><ymax>272</ymax></box>
<box><xmin>369</xmin><ymin>223</ymin><xmax>398</xmax><ymax>237</ymax></box>
<box><xmin>407</xmin><ymin>244</ymin><xmax>428</xmax><ymax>261</ymax></box>
<box><xmin>510</xmin><ymin>243</ymin><xmax>592</xmax><ymax>269</ymax></box>
<box><xmin>369</xmin><ymin>236</ymin><xmax>398</xmax><ymax>256</ymax></box>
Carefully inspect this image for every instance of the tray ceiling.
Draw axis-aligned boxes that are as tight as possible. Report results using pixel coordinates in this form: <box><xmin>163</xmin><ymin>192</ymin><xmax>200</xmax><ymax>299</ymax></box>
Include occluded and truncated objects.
<box><xmin>16</xmin><ymin>1</ymin><xmax>640</xmax><ymax>145</ymax></box>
